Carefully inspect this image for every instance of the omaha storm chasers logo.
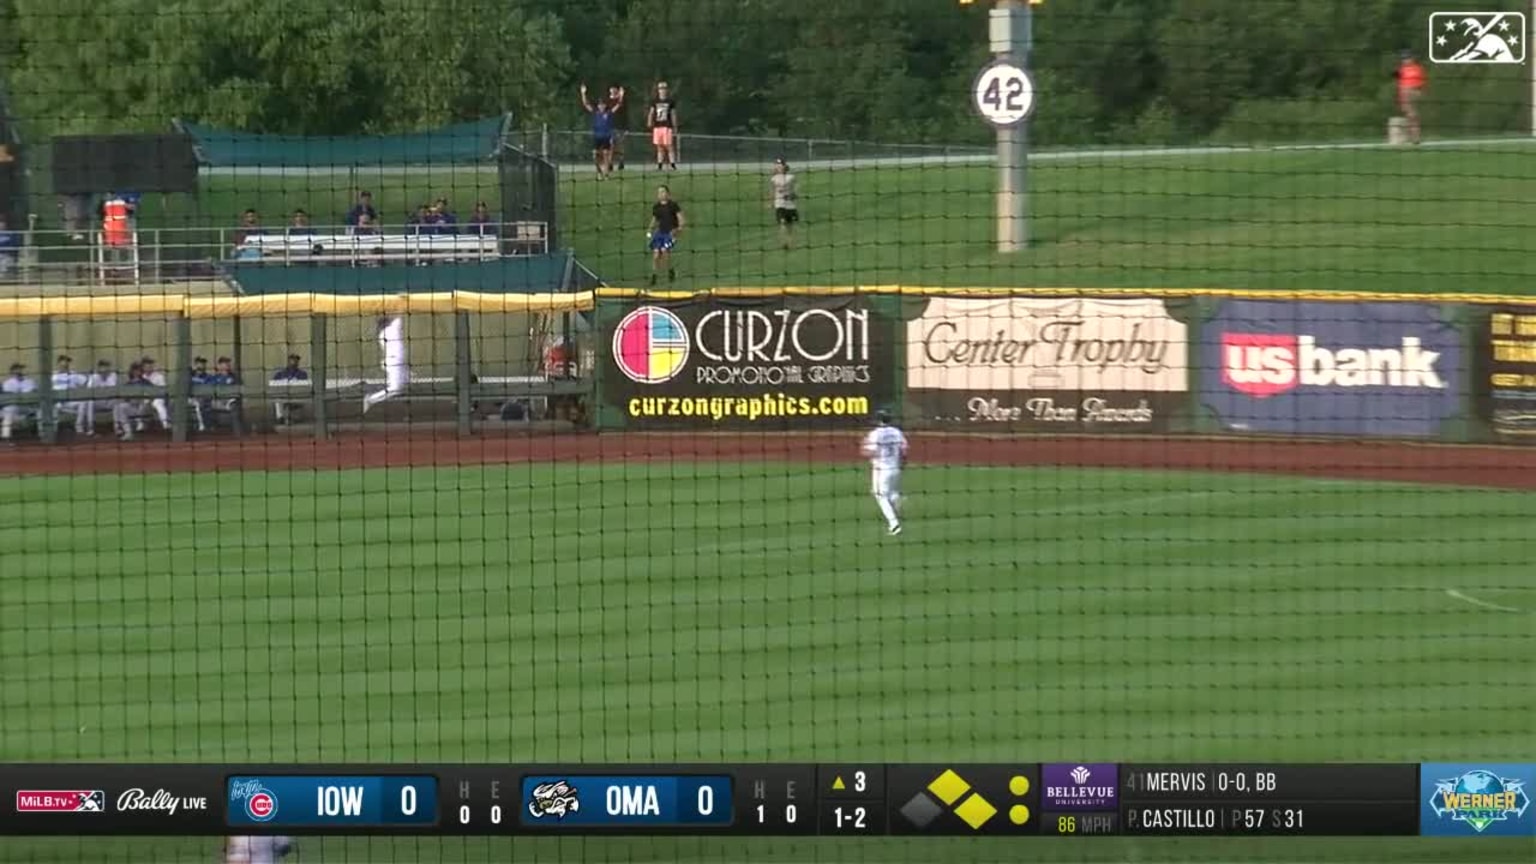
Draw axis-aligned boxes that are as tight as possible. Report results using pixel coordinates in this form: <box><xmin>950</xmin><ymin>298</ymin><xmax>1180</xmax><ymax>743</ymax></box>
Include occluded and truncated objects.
<box><xmin>1429</xmin><ymin>770</ymin><xmax>1530</xmax><ymax>832</ymax></box>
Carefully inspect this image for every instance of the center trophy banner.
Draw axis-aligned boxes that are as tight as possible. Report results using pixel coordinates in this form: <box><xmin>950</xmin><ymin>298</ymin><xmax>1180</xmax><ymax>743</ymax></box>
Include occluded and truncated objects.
<box><xmin>905</xmin><ymin>296</ymin><xmax>1190</xmax><ymax>432</ymax></box>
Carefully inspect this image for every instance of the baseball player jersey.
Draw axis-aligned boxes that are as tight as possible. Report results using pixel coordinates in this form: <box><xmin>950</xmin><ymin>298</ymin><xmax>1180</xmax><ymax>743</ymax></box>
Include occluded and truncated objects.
<box><xmin>379</xmin><ymin>317</ymin><xmax>407</xmax><ymax>366</ymax></box>
<box><xmin>862</xmin><ymin>424</ymin><xmax>907</xmax><ymax>470</ymax></box>
<box><xmin>224</xmin><ymin>835</ymin><xmax>294</xmax><ymax>863</ymax></box>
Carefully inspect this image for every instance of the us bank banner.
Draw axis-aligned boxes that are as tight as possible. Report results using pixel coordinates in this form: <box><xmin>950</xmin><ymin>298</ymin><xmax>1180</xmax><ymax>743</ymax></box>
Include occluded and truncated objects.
<box><xmin>906</xmin><ymin>296</ymin><xmax>1190</xmax><ymax>432</ymax></box>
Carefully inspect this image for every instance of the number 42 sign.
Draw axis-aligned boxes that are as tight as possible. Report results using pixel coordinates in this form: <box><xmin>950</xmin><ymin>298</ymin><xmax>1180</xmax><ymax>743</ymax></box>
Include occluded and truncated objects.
<box><xmin>972</xmin><ymin>60</ymin><xmax>1037</xmax><ymax>127</ymax></box>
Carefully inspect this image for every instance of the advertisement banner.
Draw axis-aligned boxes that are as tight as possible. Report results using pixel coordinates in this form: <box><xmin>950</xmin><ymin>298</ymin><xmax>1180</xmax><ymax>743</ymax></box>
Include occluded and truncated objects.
<box><xmin>1201</xmin><ymin>300</ymin><xmax>1461</xmax><ymax>438</ymax></box>
<box><xmin>1478</xmin><ymin>307</ymin><xmax>1536</xmax><ymax>441</ymax></box>
<box><xmin>600</xmin><ymin>295</ymin><xmax>894</xmax><ymax>429</ymax></box>
<box><xmin>905</xmin><ymin>296</ymin><xmax>1190</xmax><ymax>432</ymax></box>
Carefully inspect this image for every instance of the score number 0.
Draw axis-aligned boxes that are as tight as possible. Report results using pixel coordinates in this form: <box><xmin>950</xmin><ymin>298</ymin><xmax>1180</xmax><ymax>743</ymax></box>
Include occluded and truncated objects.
<box><xmin>972</xmin><ymin>61</ymin><xmax>1037</xmax><ymax>128</ymax></box>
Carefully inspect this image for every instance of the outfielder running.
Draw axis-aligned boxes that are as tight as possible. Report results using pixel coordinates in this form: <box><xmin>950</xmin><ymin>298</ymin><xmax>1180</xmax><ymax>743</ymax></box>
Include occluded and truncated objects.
<box><xmin>223</xmin><ymin>835</ymin><xmax>295</xmax><ymax>863</ymax></box>
<box><xmin>861</xmin><ymin>411</ymin><xmax>908</xmax><ymax>536</ymax></box>
<box><xmin>362</xmin><ymin>314</ymin><xmax>409</xmax><ymax>413</ymax></box>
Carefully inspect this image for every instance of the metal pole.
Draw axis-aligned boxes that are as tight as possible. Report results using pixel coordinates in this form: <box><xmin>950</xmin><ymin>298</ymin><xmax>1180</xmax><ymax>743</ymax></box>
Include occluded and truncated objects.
<box><xmin>995</xmin><ymin>0</ymin><xmax>1031</xmax><ymax>252</ymax></box>
<box><xmin>310</xmin><ymin>314</ymin><xmax>329</xmax><ymax>440</ymax></box>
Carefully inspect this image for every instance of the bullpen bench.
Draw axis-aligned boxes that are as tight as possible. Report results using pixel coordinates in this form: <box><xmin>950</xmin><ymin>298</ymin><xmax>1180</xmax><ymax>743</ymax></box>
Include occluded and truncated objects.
<box><xmin>268</xmin><ymin>375</ymin><xmax>591</xmax><ymax>435</ymax></box>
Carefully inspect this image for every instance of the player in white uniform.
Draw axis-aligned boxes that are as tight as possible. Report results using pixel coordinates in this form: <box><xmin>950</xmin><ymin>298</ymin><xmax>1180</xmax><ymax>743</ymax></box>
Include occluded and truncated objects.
<box><xmin>50</xmin><ymin>354</ymin><xmax>90</xmax><ymax>434</ymax></box>
<box><xmin>861</xmin><ymin>410</ymin><xmax>908</xmax><ymax>535</ymax></box>
<box><xmin>223</xmin><ymin>835</ymin><xmax>294</xmax><ymax>863</ymax></box>
<box><xmin>1</xmin><ymin>363</ymin><xmax>37</xmax><ymax>442</ymax></box>
<box><xmin>362</xmin><ymin>314</ymin><xmax>409</xmax><ymax>413</ymax></box>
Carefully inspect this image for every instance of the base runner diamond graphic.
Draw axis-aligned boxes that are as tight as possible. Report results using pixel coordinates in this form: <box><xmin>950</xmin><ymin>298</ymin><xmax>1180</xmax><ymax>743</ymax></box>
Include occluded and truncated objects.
<box><xmin>899</xmin><ymin>793</ymin><xmax>943</xmax><ymax>829</ymax></box>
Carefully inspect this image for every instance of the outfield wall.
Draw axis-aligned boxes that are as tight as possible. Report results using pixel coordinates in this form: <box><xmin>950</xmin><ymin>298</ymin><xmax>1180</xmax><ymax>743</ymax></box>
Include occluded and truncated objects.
<box><xmin>591</xmin><ymin>288</ymin><xmax>1536</xmax><ymax>446</ymax></box>
<box><xmin>2</xmin><ymin>286</ymin><xmax>1534</xmax><ymax>446</ymax></box>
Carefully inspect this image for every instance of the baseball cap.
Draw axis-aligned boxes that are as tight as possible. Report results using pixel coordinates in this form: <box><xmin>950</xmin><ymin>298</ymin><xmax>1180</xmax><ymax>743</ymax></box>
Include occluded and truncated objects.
<box><xmin>876</xmin><ymin>410</ymin><xmax>892</xmax><ymax>425</ymax></box>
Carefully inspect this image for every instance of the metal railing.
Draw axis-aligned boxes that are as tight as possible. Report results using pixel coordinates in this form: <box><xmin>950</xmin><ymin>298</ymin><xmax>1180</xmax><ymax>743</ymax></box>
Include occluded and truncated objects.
<box><xmin>505</xmin><ymin>128</ymin><xmax>990</xmax><ymax>167</ymax></box>
<box><xmin>0</xmin><ymin>220</ymin><xmax>552</xmax><ymax>287</ymax></box>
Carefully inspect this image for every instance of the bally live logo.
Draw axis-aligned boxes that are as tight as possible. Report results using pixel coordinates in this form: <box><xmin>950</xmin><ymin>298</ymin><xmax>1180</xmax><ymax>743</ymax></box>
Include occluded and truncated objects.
<box><xmin>1221</xmin><ymin>333</ymin><xmax>1447</xmax><ymax>398</ymax></box>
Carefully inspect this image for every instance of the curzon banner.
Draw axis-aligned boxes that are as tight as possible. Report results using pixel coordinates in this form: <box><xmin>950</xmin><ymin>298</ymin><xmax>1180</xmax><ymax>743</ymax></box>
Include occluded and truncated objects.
<box><xmin>1201</xmin><ymin>300</ymin><xmax>1462</xmax><ymax>438</ymax></box>
<box><xmin>905</xmin><ymin>296</ymin><xmax>1190</xmax><ymax>432</ymax></box>
<box><xmin>1478</xmin><ymin>306</ymin><xmax>1536</xmax><ymax>442</ymax></box>
<box><xmin>600</xmin><ymin>295</ymin><xmax>895</xmax><ymax>428</ymax></box>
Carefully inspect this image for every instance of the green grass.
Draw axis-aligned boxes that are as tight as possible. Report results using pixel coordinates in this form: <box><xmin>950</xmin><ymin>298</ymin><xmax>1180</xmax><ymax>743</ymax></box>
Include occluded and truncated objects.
<box><xmin>135</xmin><ymin>141</ymin><xmax>1536</xmax><ymax>295</ymax></box>
<box><xmin>1</xmin><ymin>463</ymin><xmax>1532</xmax><ymax>862</ymax></box>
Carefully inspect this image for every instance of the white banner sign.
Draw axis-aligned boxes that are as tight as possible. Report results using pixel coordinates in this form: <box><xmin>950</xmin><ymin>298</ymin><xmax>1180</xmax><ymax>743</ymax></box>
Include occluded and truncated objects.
<box><xmin>906</xmin><ymin>296</ymin><xmax>1189</xmax><ymax>392</ymax></box>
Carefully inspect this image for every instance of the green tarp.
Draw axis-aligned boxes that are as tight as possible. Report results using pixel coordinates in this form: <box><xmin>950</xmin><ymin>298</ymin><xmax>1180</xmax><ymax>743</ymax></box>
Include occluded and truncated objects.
<box><xmin>222</xmin><ymin>255</ymin><xmax>589</xmax><ymax>296</ymax></box>
<box><xmin>178</xmin><ymin>116</ymin><xmax>509</xmax><ymax>167</ymax></box>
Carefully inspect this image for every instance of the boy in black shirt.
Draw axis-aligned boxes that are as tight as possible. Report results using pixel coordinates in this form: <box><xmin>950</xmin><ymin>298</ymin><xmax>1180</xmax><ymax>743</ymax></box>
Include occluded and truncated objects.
<box><xmin>647</xmin><ymin>185</ymin><xmax>685</xmax><ymax>285</ymax></box>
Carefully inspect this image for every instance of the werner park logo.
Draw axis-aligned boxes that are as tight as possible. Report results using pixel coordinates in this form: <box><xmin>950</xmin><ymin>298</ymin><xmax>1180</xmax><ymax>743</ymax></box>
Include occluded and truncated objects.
<box><xmin>1429</xmin><ymin>11</ymin><xmax>1527</xmax><ymax>63</ymax></box>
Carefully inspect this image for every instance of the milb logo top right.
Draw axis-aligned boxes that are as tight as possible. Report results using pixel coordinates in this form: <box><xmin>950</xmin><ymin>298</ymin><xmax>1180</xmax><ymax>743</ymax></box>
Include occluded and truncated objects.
<box><xmin>1428</xmin><ymin>11</ymin><xmax>1527</xmax><ymax>63</ymax></box>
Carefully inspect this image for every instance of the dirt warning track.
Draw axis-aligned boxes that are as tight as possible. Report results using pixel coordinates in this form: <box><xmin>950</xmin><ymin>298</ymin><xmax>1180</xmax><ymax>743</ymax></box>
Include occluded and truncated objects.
<box><xmin>1</xmin><ymin>431</ymin><xmax>1533</xmax><ymax>490</ymax></box>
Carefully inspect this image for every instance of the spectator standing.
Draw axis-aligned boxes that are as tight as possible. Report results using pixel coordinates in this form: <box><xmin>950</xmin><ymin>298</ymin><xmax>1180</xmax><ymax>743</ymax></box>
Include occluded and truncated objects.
<box><xmin>0</xmin><ymin>214</ymin><xmax>21</xmax><ymax>279</ymax></box>
<box><xmin>647</xmin><ymin>185</ymin><xmax>684</xmax><ymax>285</ymax></box>
<box><xmin>84</xmin><ymin>359</ymin><xmax>118</xmax><ymax>438</ymax></box>
<box><xmin>1</xmin><ymin>362</ymin><xmax>37</xmax><ymax>444</ymax></box>
<box><xmin>769</xmin><ymin>157</ymin><xmax>800</xmax><ymax>250</ymax></box>
<box><xmin>345</xmin><ymin>192</ymin><xmax>378</xmax><ymax>230</ymax></box>
<box><xmin>51</xmin><ymin>354</ymin><xmax>89</xmax><ymax>435</ymax></box>
<box><xmin>646</xmin><ymin>82</ymin><xmax>680</xmax><ymax>171</ymax></box>
<box><xmin>608</xmin><ymin>85</ymin><xmax>630</xmax><ymax>171</ymax></box>
<box><xmin>271</xmin><ymin>354</ymin><xmax>309</xmax><ymax>425</ymax></box>
<box><xmin>580</xmin><ymin>84</ymin><xmax>621</xmax><ymax>179</ymax></box>
<box><xmin>1395</xmin><ymin>50</ymin><xmax>1427</xmax><ymax>146</ymax></box>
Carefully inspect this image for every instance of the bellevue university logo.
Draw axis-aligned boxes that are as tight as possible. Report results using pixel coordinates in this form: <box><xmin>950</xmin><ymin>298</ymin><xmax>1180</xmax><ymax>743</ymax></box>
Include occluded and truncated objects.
<box><xmin>613</xmin><ymin>306</ymin><xmax>690</xmax><ymax>384</ymax></box>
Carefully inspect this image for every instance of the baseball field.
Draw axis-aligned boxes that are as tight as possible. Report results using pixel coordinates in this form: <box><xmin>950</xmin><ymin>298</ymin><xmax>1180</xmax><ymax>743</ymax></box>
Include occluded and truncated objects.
<box><xmin>2</xmin><ymin>144</ymin><xmax>1534</xmax><ymax>862</ymax></box>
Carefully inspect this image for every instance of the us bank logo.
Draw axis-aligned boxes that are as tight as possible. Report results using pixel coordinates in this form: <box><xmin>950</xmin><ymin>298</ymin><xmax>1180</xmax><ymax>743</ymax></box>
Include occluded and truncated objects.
<box><xmin>1421</xmin><ymin>764</ymin><xmax>1534</xmax><ymax>836</ymax></box>
<box><xmin>612</xmin><ymin>306</ymin><xmax>689</xmax><ymax>384</ymax></box>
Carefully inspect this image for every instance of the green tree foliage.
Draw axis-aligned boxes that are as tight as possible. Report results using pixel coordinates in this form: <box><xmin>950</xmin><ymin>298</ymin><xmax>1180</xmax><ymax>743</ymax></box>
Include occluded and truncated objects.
<box><xmin>0</xmin><ymin>0</ymin><xmax>1528</xmax><ymax>144</ymax></box>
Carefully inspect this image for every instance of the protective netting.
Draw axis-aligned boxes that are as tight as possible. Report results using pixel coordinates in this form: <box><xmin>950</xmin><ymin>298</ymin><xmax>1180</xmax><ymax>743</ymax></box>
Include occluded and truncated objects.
<box><xmin>0</xmin><ymin>2</ymin><xmax>1532</xmax><ymax>863</ymax></box>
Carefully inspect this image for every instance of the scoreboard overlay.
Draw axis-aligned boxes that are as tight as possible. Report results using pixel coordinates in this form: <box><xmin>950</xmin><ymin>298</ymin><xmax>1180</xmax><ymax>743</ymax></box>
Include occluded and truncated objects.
<box><xmin>0</xmin><ymin>763</ymin><xmax>1529</xmax><ymax>837</ymax></box>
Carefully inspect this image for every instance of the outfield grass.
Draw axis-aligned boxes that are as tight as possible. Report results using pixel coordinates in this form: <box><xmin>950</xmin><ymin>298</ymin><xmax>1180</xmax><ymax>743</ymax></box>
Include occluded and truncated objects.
<box><xmin>1</xmin><ymin>463</ymin><xmax>1531</xmax><ymax>862</ymax></box>
<box><xmin>146</xmin><ymin>142</ymin><xmax>1536</xmax><ymax>295</ymax></box>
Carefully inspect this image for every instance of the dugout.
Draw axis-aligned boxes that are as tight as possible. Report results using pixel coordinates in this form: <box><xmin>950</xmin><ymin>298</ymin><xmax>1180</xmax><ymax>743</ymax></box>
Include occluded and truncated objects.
<box><xmin>178</xmin><ymin>115</ymin><xmax>596</xmax><ymax>404</ymax></box>
<box><xmin>0</xmin><ymin>290</ymin><xmax>596</xmax><ymax>443</ymax></box>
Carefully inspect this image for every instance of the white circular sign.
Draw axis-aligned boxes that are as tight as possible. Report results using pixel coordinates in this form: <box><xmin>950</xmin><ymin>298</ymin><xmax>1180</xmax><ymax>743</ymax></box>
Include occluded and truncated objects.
<box><xmin>972</xmin><ymin>61</ymin><xmax>1036</xmax><ymax>127</ymax></box>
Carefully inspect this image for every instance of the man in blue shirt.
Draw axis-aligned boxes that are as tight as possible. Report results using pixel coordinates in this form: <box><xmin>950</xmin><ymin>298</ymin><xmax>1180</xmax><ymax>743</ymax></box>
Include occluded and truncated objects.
<box><xmin>580</xmin><ymin>83</ymin><xmax>621</xmax><ymax>179</ymax></box>
<box><xmin>0</xmin><ymin>214</ymin><xmax>21</xmax><ymax>279</ymax></box>
<box><xmin>271</xmin><ymin>354</ymin><xmax>309</xmax><ymax>426</ymax></box>
<box><xmin>345</xmin><ymin>192</ymin><xmax>377</xmax><ymax>229</ymax></box>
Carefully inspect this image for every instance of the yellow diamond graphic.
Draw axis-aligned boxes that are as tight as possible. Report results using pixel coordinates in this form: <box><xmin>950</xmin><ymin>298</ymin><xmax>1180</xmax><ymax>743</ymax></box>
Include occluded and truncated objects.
<box><xmin>954</xmin><ymin>793</ymin><xmax>998</xmax><ymax>830</ymax></box>
<box><xmin>927</xmin><ymin>769</ymin><xmax>971</xmax><ymax>805</ymax></box>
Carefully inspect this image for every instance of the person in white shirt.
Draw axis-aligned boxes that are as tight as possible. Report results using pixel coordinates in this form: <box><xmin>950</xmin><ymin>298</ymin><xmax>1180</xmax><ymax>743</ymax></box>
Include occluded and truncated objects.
<box><xmin>50</xmin><ymin>354</ymin><xmax>90</xmax><ymax>435</ymax></box>
<box><xmin>83</xmin><ymin>359</ymin><xmax>120</xmax><ymax>437</ymax></box>
<box><xmin>769</xmin><ymin>157</ymin><xmax>799</xmax><ymax>250</ymax></box>
<box><xmin>138</xmin><ymin>355</ymin><xmax>172</xmax><ymax>430</ymax></box>
<box><xmin>223</xmin><ymin>835</ymin><xmax>295</xmax><ymax>863</ymax></box>
<box><xmin>860</xmin><ymin>410</ymin><xmax>909</xmax><ymax>536</ymax></box>
<box><xmin>1</xmin><ymin>362</ymin><xmax>38</xmax><ymax>442</ymax></box>
<box><xmin>363</xmin><ymin>314</ymin><xmax>409</xmax><ymax>413</ymax></box>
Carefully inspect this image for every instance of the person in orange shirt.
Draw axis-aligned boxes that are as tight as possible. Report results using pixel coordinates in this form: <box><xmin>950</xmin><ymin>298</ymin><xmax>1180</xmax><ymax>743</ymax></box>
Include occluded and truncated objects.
<box><xmin>1395</xmin><ymin>50</ymin><xmax>1427</xmax><ymax>145</ymax></box>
